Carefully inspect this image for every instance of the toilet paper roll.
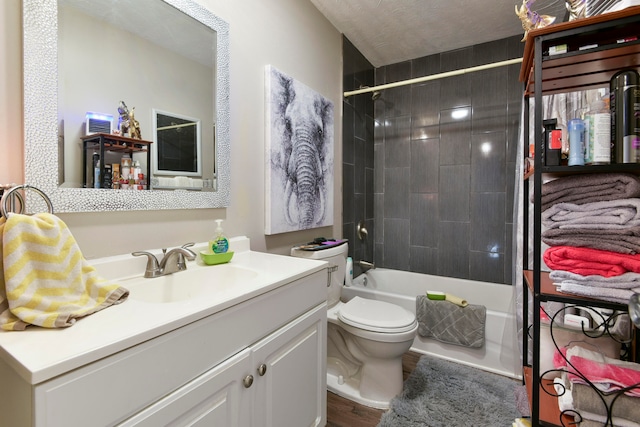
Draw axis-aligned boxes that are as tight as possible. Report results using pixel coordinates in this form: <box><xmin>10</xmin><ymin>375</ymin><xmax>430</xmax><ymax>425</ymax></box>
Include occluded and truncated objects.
<box><xmin>445</xmin><ymin>293</ymin><xmax>468</xmax><ymax>307</ymax></box>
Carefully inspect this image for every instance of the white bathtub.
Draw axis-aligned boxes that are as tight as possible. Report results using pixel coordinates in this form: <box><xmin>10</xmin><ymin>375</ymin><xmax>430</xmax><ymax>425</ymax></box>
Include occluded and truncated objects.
<box><xmin>344</xmin><ymin>268</ymin><xmax>521</xmax><ymax>379</ymax></box>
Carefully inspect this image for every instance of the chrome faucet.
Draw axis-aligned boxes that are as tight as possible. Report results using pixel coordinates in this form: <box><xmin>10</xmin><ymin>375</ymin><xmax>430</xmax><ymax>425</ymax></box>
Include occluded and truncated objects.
<box><xmin>132</xmin><ymin>243</ymin><xmax>197</xmax><ymax>278</ymax></box>
<box><xmin>357</xmin><ymin>260</ymin><xmax>375</xmax><ymax>272</ymax></box>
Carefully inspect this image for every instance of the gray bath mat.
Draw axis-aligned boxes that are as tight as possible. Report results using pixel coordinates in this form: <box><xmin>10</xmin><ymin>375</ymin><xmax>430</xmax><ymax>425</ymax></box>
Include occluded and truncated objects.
<box><xmin>377</xmin><ymin>355</ymin><xmax>521</xmax><ymax>427</ymax></box>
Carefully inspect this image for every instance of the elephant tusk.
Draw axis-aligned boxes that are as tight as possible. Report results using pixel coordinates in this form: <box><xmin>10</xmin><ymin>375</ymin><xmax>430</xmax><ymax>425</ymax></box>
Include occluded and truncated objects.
<box><xmin>284</xmin><ymin>178</ymin><xmax>296</xmax><ymax>225</ymax></box>
<box><xmin>315</xmin><ymin>183</ymin><xmax>326</xmax><ymax>225</ymax></box>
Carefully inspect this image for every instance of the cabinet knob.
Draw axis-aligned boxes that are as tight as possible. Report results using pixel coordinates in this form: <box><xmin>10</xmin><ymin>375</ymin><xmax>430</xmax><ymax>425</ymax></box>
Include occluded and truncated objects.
<box><xmin>257</xmin><ymin>363</ymin><xmax>267</xmax><ymax>376</ymax></box>
<box><xmin>243</xmin><ymin>375</ymin><xmax>254</xmax><ymax>388</ymax></box>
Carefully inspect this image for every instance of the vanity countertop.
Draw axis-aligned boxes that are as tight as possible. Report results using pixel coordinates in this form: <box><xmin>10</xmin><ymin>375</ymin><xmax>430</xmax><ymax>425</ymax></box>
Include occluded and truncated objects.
<box><xmin>0</xmin><ymin>237</ymin><xmax>326</xmax><ymax>385</ymax></box>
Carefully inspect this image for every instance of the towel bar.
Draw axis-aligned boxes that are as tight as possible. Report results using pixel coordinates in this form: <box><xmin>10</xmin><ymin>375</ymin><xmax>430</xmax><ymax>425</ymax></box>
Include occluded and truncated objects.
<box><xmin>0</xmin><ymin>185</ymin><xmax>53</xmax><ymax>218</ymax></box>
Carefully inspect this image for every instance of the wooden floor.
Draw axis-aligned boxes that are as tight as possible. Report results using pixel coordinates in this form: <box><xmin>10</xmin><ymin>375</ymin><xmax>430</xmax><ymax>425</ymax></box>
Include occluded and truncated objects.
<box><xmin>326</xmin><ymin>351</ymin><xmax>421</xmax><ymax>427</ymax></box>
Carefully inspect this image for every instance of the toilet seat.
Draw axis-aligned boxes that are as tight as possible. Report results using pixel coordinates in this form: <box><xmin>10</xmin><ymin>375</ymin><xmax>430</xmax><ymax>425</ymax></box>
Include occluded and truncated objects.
<box><xmin>338</xmin><ymin>296</ymin><xmax>416</xmax><ymax>333</ymax></box>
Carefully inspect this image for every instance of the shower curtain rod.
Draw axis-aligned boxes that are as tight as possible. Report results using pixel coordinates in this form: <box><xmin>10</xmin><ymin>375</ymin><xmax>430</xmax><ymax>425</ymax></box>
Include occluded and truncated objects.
<box><xmin>343</xmin><ymin>57</ymin><xmax>523</xmax><ymax>98</ymax></box>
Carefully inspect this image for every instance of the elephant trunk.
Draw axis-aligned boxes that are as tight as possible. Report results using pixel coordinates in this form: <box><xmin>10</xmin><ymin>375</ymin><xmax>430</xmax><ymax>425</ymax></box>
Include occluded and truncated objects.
<box><xmin>286</xmin><ymin>127</ymin><xmax>324</xmax><ymax>228</ymax></box>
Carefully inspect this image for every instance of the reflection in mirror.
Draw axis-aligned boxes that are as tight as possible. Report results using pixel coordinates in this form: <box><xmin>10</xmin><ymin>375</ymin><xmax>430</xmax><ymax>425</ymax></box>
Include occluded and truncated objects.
<box><xmin>23</xmin><ymin>0</ymin><xmax>230</xmax><ymax>212</ymax></box>
<box><xmin>153</xmin><ymin>109</ymin><xmax>206</xmax><ymax>190</ymax></box>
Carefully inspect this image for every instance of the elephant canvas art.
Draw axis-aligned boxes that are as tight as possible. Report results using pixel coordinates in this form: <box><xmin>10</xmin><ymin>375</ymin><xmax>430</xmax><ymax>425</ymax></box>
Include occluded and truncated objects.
<box><xmin>265</xmin><ymin>66</ymin><xmax>334</xmax><ymax>235</ymax></box>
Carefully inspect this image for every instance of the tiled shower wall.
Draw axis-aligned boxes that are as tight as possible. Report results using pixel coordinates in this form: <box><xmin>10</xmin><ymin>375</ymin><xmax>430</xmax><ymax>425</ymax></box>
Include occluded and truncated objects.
<box><xmin>343</xmin><ymin>38</ymin><xmax>375</xmax><ymax>276</ymax></box>
<box><xmin>343</xmin><ymin>36</ymin><xmax>524</xmax><ymax>285</ymax></box>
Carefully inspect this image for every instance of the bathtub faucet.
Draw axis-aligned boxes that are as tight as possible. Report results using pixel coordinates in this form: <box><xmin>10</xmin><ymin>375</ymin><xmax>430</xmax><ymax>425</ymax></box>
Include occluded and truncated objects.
<box><xmin>357</xmin><ymin>260</ymin><xmax>375</xmax><ymax>272</ymax></box>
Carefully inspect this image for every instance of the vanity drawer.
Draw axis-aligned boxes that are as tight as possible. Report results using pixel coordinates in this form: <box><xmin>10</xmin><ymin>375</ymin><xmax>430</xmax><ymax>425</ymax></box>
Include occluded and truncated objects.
<box><xmin>33</xmin><ymin>270</ymin><xmax>325</xmax><ymax>427</ymax></box>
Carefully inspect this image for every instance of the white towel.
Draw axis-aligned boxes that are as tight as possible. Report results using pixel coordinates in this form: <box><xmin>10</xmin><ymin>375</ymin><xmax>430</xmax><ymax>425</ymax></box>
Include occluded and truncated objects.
<box><xmin>0</xmin><ymin>213</ymin><xmax>128</xmax><ymax>330</ymax></box>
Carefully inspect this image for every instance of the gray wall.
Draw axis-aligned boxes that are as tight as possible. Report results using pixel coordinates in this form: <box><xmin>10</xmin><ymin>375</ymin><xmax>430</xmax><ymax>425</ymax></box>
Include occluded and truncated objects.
<box><xmin>343</xmin><ymin>35</ymin><xmax>524</xmax><ymax>285</ymax></box>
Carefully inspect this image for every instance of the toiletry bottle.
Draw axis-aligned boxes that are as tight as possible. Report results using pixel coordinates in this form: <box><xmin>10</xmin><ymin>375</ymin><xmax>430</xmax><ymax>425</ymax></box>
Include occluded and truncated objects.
<box><xmin>586</xmin><ymin>95</ymin><xmax>611</xmax><ymax>164</ymax></box>
<box><xmin>345</xmin><ymin>256</ymin><xmax>353</xmax><ymax>286</ymax></box>
<box><xmin>93</xmin><ymin>152</ymin><xmax>100</xmax><ymax>188</ymax></box>
<box><xmin>610</xmin><ymin>69</ymin><xmax>640</xmax><ymax>163</ymax></box>
<box><xmin>210</xmin><ymin>219</ymin><xmax>229</xmax><ymax>254</ymax></box>
<box><xmin>121</xmin><ymin>154</ymin><xmax>132</xmax><ymax>180</ymax></box>
<box><xmin>568</xmin><ymin>118</ymin><xmax>585</xmax><ymax>166</ymax></box>
<box><xmin>133</xmin><ymin>160</ymin><xmax>142</xmax><ymax>181</ymax></box>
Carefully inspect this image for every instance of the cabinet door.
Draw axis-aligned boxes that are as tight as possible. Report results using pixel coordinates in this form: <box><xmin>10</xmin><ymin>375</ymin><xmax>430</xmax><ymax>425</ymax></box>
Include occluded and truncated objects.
<box><xmin>117</xmin><ymin>348</ymin><xmax>253</xmax><ymax>427</ymax></box>
<box><xmin>251</xmin><ymin>303</ymin><xmax>327</xmax><ymax>427</ymax></box>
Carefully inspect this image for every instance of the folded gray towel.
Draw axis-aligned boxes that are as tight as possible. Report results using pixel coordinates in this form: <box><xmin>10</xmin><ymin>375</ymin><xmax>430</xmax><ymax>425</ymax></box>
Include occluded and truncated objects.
<box><xmin>558</xmin><ymin>282</ymin><xmax>640</xmax><ymax>305</ymax></box>
<box><xmin>416</xmin><ymin>296</ymin><xmax>486</xmax><ymax>348</ymax></box>
<box><xmin>538</xmin><ymin>173</ymin><xmax>640</xmax><ymax>212</ymax></box>
<box><xmin>572</xmin><ymin>382</ymin><xmax>640</xmax><ymax>424</ymax></box>
<box><xmin>549</xmin><ymin>270</ymin><xmax>640</xmax><ymax>290</ymax></box>
<box><xmin>542</xmin><ymin>199</ymin><xmax>640</xmax><ymax>230</ymax></box>
<box><xmin>542</xmin><ymin>226</ymin><xmax>640</xmax><ymax>254</ymax></box>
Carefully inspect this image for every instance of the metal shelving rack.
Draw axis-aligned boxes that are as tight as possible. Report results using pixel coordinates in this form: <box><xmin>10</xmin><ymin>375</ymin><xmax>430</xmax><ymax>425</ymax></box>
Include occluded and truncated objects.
<box><xmin>520</xmin><ymin>7</ymin><xmax>640</xmax><ymax>426</ymax></box>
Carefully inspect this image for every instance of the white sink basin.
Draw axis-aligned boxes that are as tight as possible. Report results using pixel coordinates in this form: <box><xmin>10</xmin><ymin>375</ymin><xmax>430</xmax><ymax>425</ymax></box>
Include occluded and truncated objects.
<box><xmin>122</xmin><ymin>263</ymin><xmax>259</xmax><ymax>303</ymax></box>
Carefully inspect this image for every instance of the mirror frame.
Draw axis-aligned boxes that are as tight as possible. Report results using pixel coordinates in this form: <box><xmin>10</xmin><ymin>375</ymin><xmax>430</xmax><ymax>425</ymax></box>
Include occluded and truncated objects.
<box><xmin>23</xmin><ymin>0</ymin><xmax>230</xmax><ymax>212</ymax></box>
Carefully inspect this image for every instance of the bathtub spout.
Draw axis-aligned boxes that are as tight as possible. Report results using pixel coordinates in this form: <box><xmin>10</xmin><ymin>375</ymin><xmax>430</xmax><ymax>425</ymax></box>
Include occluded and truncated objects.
<box><xmin>357</xmin><ymin>260</ymin><xmax>375</xmax><ymax>272</ymax></box>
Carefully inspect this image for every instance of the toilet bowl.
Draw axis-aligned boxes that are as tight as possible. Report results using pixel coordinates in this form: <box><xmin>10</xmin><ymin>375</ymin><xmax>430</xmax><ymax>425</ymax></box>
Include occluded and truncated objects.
<box><xmin>291</xmin><ymin>242</ymin><xmax>417</xmax><ymax>409</ymax></box>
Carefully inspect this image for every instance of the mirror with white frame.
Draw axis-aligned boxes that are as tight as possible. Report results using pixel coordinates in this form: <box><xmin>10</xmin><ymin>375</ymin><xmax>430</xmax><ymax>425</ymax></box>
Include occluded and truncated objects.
<box><xmin>23</xmin><ymin>0</ymin><xmax>230</xmax><ymax>212</ymax></box>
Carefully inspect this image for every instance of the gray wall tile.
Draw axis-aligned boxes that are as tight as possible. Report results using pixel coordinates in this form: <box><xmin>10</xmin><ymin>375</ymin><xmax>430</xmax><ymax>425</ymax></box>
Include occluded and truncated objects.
<box><xmin>470</xmin><ymin>192</ymin><xmax>506</xmax><ymax>253</ymax></box>
<box><xmin>440</xmin><ymin>108</ymin><xmax>472</xmax><ymax>165</ymax></box>
<box><xmin>384</xmin><ymin>116</ymin><xmax>411</xmax><ymax>168</ymax></box>
<box><xmin>439</xmin><ymin>165</ymin><xmax>470</xmax><ymax>222</ymax></box>
<box><xmin>438</xmin><ymin>221</ymin><xmax>470</xmax><ymax>279</ymax></box>
<box><xmin>344</xmin><ymin>35</ymin><xmax>520</xmax><ymax>285</ymax></box>
<box><xmin>410</xmin><ymin>193</ymin><xmax>438</xmax><ymax>247</ymax></box>
<box><xmin>471</xmin><ymin>131</ymin><xmax>506</xmax><ymax>192</ymax></box>
<box><xmin>384</xmin><ymin>167</ymin><xmax>410</xmax><ymax>219</ymax></box>
<box><xmin>384</xmin><ymin>218</ymin><xmax>410</xmax><ymax>270</ymax></box>
<box><xmin>410</xmin><ymin>245</ymin><xmax>439</xmax><ymax>274</ymax></box>
<box><xmin>470</xmin><ymin>250</ymin><xmax>505</xmax><ymax>283</ymax></box>
<box><xmin>411</xmin><ymin>138</ymin><xmax>439</xmax><ymax>193</ymax></box>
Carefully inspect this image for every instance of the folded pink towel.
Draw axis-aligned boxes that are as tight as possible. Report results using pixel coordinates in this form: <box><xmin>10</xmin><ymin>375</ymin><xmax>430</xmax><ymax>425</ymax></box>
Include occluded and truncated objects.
<box><xmin>567</xmin><ymin>355</ymin><xmax>640</xmax><ymax>397</ymax></box>
<box><xmin>544</xmin><ymin>246</ymin><xmax>640</xmax><ymax>277</ymax></box>
<box><xmin>554</xmin><ymin>346</ymin><xmax>640</xmax><ymax>397</ymax></box>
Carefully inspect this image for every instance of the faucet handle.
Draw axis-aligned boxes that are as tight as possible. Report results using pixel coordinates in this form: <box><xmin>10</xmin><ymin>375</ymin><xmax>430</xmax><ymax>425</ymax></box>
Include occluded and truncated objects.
<box><xmin>176</xmin><ymin>243</ymin><xmax>197</xmax><ymax>271</ymax></box>
<box><xmin>132</xmin><ymin>251</ymin><xmax>161</xmax><ymax>278</ymax></box>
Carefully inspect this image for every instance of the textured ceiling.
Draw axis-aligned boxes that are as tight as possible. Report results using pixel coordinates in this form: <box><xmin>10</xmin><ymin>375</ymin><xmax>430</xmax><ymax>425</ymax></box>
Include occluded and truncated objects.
<box><xmin>311</xmin><ymin>0</ymin><xmax>569</xmax><ymax>67</ymax></box>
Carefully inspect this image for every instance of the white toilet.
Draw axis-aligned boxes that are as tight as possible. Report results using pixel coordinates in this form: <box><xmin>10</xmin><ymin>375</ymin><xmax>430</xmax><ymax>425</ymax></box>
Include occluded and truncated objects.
<box><xmin>291</xmin><ymin>242</ymin><xmax>417</xmax><ymax>409</ymax></box>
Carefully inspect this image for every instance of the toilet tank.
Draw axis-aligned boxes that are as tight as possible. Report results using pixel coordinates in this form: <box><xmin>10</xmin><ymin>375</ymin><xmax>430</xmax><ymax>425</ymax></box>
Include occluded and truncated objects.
<box><xmin>290</xmin><ymin>242</ymin><xmax>348</xmax><ymax>308</ymax></box>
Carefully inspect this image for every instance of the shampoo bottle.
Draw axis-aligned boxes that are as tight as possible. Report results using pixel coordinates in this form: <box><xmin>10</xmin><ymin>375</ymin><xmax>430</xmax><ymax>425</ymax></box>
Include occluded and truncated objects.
<box><xmin>345</xmin><ymin>257</ymin><xmax>353</xmax><ymax>286</ymax></box>
<box><xmin>210</xmin><ymin>219</ymin><xmax>229</xmax><ymax>254</ymax></box>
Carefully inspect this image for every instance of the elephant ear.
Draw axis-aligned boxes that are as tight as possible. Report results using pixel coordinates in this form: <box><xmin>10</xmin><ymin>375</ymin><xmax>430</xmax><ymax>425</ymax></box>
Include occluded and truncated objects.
<box><xmin>317</xmin><ymin>98</ymin><xmax>334</xmax><ymax>168</ymax></box>
<box><xmin>268</xmin><ymin>69</ymin><xmax>294</xmax><ymax>175</ymax></box>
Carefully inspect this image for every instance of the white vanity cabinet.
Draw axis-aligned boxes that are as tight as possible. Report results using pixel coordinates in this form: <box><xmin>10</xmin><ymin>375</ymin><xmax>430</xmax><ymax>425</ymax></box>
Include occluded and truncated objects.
<box><xmin>251</xmin><ymin>303</ymin><xmax>326</xmax><ymax>427</ymax></box>
<box><xmin>0</xmin><ymin>266</ymin><xmax>327</xmax><ymax>427</ymax></box>
<box><xmin>120</xmin><ymin>303</ymin><xmax>327</xmax><ymax>427</ymax></box>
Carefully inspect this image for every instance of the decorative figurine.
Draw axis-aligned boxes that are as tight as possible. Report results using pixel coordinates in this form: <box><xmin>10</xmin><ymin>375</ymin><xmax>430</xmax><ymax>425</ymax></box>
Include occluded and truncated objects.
<box><xmin>515</xmin><ymin>0</ymin><xmax>556</xmax><ymax>41</ymax></box>
<box><xmin>516</xmin><ymin>0</ymin><xmax>588</xmax><ymax>41</ymax></box>
<box><xmin>566</xmin><ymin>0</ymin><xmax>587</xmax><ymax>21</ymax></box>
<box><xmin>117</xmin><ymin>101</ymin><xmax>141</xmax><ymax>139</ymax></box>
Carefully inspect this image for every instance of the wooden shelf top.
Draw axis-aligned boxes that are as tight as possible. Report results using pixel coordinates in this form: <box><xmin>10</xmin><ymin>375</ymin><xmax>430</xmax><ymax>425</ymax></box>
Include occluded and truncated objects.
<box><xmin>519</xmin><ymin>6</ymin><xmax>640</xmax><ymax>96</ymax></box>
<box><xmin>81</xmin><ymin>132</ymin><xmax>152</xmax><ymax>146</ymax></box>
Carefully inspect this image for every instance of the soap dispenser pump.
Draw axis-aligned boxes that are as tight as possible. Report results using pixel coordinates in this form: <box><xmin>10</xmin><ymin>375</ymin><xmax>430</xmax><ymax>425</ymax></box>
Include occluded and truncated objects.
<box><xmin>210</xmin><ymin>219</ymin><xmax>229</xmax><ymax>254</ymax></box>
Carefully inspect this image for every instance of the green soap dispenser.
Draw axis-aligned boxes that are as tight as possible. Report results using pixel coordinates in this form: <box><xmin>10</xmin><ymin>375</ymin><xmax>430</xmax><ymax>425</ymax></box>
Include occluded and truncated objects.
<box><xmin>210</xmin><ymin>219</ymin><xmax>229</xmax><ymax>254</ymax></box>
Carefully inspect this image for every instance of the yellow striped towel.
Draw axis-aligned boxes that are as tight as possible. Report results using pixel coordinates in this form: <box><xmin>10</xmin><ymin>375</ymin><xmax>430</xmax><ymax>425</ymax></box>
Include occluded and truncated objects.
<box><xmin>0</xmin><ymin>213</ymin><xmax>129</xmax><ymax>331</ymax></box>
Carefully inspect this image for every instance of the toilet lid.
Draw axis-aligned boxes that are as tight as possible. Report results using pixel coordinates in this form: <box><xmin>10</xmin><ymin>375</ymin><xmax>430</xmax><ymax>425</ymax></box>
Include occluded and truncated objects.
<box><xmin>338</xmin><ymin>296</ymin><xmax>416</xmax><ymax>333</ymax></box>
